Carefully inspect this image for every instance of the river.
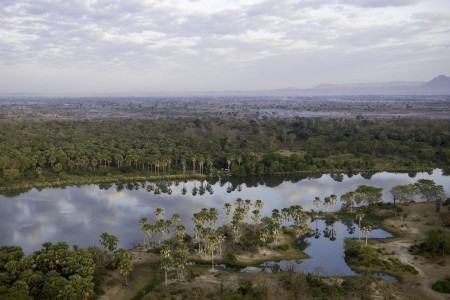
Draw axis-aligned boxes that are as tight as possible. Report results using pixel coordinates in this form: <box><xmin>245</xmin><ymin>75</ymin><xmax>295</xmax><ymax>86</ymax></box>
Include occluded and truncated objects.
<box><xmin>0</xmin><ymin>169</ymin><xmax>448</xmax><ymax>257</ymax></box>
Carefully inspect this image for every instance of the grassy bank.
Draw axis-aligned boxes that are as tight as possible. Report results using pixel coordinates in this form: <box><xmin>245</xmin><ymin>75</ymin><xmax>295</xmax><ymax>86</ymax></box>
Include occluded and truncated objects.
<box><xmin>0</xmin><ymin>164</ymin><xmax>438</xmax><ymax>194</ymax></box>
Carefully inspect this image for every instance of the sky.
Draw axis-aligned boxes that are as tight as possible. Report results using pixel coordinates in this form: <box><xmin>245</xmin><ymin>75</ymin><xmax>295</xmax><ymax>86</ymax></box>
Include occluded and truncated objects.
<box><xmin>1</xmin><ymin>0</ymin><xmax>449</xmax><ymax>95</ymax></box>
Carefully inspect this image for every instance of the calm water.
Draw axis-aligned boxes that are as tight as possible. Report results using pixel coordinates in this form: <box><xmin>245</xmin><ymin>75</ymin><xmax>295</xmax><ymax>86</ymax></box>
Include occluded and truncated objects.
<box><xmin>0</xmin><ymin>169</ymin><xmax>448</xmax><ymax>255</ymax></box>
<box><xmin>260</xmin><ymin>219</ymin><xmax>392</xmax><ymax>276</ymax></box>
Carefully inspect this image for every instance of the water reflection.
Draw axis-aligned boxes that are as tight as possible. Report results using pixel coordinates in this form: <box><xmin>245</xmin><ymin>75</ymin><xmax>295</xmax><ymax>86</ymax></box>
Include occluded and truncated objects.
<box><xmin>0</xmin><ymin>169</ymin><xmax>448</xmax><ymax>254</ymax></box>
<box><xmin>261</xmin><ymin>219</ymin><xmax>391</xmax><ymax>276</ymax></box>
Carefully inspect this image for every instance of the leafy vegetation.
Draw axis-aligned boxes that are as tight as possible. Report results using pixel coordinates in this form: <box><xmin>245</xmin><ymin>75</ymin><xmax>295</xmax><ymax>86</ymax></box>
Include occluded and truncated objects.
<box><xmin>0</xmin><ymin>233</ymin><xmax>131</xmax><ymax>299</ymax></box>
<box><xmin>409</xmin><ymin>229</ymin><xmax>450</xmax><ymax>256</ymax></box>
<box><xmin>432</xmin><ymin>277</ymin><xmax>450</xmax><ymax>294</ymax></box>
<box><xmin>0</xmin><ymin>117</ymin><xmax>449</xmax><ymax>190</ymax></box>
<box><xmin>345</xmin><ymin>239</ymin><xmax>418</xmax><ymax>276</ymax></box>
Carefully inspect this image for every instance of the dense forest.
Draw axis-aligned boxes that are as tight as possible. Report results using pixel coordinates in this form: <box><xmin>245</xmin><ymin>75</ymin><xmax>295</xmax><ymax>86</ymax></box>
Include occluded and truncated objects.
<box><xmin>1</xmin><ymin>117</ymin><xmax>449</xmax><ymax>189</ymax></box>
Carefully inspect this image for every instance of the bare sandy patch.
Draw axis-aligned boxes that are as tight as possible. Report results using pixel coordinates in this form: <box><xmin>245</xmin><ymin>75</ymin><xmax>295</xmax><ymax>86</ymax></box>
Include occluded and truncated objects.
<box><xmin>374</xmin><ymin>202</ymin><xmax>450</xmax><ymax>300</ymax></box>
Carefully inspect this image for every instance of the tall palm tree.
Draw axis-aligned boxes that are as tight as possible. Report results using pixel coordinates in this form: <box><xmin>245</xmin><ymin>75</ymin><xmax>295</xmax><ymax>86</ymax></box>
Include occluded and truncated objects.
<box><xmin>356</xmin><ymin>212</ymin><xmax>365</xmax><ymax>241</ymax></box>
<box><xmin>281</xmin><ymin>207</ymin><xmax>291</xmax><ymax>222</ymax></box>
<box><xmin>207</xmin><ymin>208</ymin><xmax>218</xmax><ymax>228</ymax></box>
<box><xmin>226</xmin><ymin>154</ymin><xmax>234</xmax><ymax>175</ymax></box>
<box><xmin>198</xmin><ymin>155</ymin><xmax>205</xmax><ymax>175</ymax></box>
<box><xmin>206</xmin><ymin>155</ymin><xmax>213</xmax><ymax>175</ymax></box>
<box><xmin>191</xmin><ymin>155</ymin><xmax>197</xmax><ymax>174</ymax></box>
<box><xmin>362</xmin><ymin>224</ymin><xmax>373</xmax><ymax>246</ymax></box>
<box><xmin>340</xmin><ymin>191</ymin><xmax>356</xmax><ymax>212</ymax></box>
<box><xmin>255</xmin><ymin>199</ymin><xmax>264</xmax><ymax>211</ymax></box>
<box><xmin>155</xmin><ymin>208</ymin><xmax>164</xmax><ymax>221</ymax></box>
<box><xmin>180</xmin><ymin>158</ymin><xmax>187</xmax><ymax>177</ymax></box>
<box><xmin>139</xmin><ymin>217</ymin><xmax>148</xmax><ymax>246</ymax></box>
<box><xmin>223</xmin><ymin>203</ymin><xmax>232</xmax><ymax>225</ymax></box>
<box><xmin>271</xmin><ymin>209</ymin><xmax>282</xmax><ymax>243</ymax></box>
<box><xmin>251</xmin><ymin>209</ymin><xmax>261</xmax><ymax>224</ymax></box>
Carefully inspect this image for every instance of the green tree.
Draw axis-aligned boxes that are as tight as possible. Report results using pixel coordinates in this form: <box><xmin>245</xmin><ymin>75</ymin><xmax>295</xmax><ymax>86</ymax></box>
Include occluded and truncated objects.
<box><xmin>414</xmin><ymin>179</ymin><xmax>445</xmax><ymax>202</ymax></box>
<box><xmin>112</xmin><ymin>248</ymin><xmax>133</xmax><ymax>286</ymax></box>
<box><xmin>2</xmin><ymin>169</ymin><xmax>20</xmax><ymax>182</ymax></box>
<box><xmin>160</xmin><ymin>246</ymin><xmax>173</xmax><ymax>286</ymax></box>
<box><xmin>340</xmin><ymin>191</ymin><xmax>356</xmax><ymax>212</ymax></box>
<box><xmin>355</xmin><ymin>185</ymin><xmax>383</xmax><ymax>205</ymax></box>
<box><xmin>361</xmin><ymin>223</ymin><xmax>373</xmax><ymax>246</ymax></box>
<box><xmin>223</xmin><ymin>203</ymin><xmax>232</xmax><ymax>225</ymax></box>
<box><xmin>99</xmin><ymin>232</ymin><xmax>118</xmax><ymax>253</ymax></box>
<box><xmin>391</xmin><ymin>184</ymin><xmax>416</xmax><ymax>205</ymax></box>
<box><xmin>356</xmin><ymin>212</ymin><xmax>365</xmax><ymax>241</ymax></box>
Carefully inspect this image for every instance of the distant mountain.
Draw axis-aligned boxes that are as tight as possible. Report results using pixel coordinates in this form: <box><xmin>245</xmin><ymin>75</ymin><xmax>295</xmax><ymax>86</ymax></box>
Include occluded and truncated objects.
<box><xmin>420</xmin><ymin>75</ymin><xmax>450</xmax><ymax>92</ymax></box>
<box><xmin>314</xmin><ymin>81</ymin><xmax>422</xmax><ymax>90</ymax></box>
<box><xmin>1</xmin><ymin>76</ymin><xmax>448</xmax><ymax>98</ymax></box>
<box><xmin>260</xmin><ymin>75</ymin><xmax>450</xmax><ymax>96</ymax></box>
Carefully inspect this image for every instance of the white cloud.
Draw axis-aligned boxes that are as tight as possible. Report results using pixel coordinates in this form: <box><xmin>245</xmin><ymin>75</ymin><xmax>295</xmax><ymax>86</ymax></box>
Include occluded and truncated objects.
<box><xmin>0</xmin><ymin>0</ymin><xmax>449</xmax><ymax>93</ymax></box>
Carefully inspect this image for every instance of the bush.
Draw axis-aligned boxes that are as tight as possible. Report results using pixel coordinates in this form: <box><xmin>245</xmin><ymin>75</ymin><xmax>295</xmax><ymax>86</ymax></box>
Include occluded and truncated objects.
<box><xmin>274</xmin><ymin>243</ymin><xmax>290</xmax><ymax>251</ymax></box>
<box><xmin>432</xmin><ymin>279</ymin><xmax>450</xmax><ymax>293</ymax></box>
<box><xmin>413</xmin><ymin>230</ymin><xmax>450</xmax><ymax>256</ymax></box>
<box><xmin>224</xmin><ymin>252</ymin><xmax>237</xmax><ymax>264</ymax></box>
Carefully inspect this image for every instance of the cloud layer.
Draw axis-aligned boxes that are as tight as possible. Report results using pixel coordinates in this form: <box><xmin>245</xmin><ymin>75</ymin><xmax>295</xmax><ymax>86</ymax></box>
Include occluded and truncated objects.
<box><xmin>1</xmin><ymin>0</ymin><xmax>449</xmax><ymax>94</ymax></box>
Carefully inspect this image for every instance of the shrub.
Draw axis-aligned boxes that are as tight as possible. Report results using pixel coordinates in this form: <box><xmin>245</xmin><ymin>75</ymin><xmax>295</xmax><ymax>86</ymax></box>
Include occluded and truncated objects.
<box><xmin>409</xmin><ymin>229</ymin><xmax>450</xmax><ymax>256</ymax></box>
<box><xmin>274</xmin><ymin>243</ymin><xmax>290</xmax><ymax>251</ymax></box>
<box><xmin>432</xmin><ymin>279</ymin><xmax>450</xmax><ymax>293</ymax></box>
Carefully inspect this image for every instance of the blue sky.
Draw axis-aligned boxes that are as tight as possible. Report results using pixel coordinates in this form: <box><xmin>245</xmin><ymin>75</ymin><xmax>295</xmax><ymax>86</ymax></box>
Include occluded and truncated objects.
<box><xmin>1</xmin><ymin>0</ymin><xmax>449</xmax><ymax>94</ymax></box>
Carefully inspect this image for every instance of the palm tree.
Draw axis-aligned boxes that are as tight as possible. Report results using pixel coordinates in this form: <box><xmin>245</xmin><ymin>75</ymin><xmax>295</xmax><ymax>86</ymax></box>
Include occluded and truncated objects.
<box><xmin>207</xmin><ymin>208</ymin><xmax>218</xmax><ymax>228</ymax></box>
<box><xmin>235</xmin><ymin>198</ymin><xmax>244</xmax><ymax>209</ymax></box>
<box><xmin>171</xmin><ymin>214</ymin><xmax>181</xmax><ymax>226</ymax></box>
<box><xmin>144</xmin><ymin>223</ymin><xmax>155</xmax><ymax>248</ymax></box>
<box><xmin>198</xmin><ymin>155</ymin><xmax>205</xmax><ymax>175</ymax></box>
<box><xmin>155</xmin><ymin>208</ymin><xmax>164</xmax><ymax>221</ymax></box>
<box><xmin>323</xmin><ymin>194</ymin><xmax>336</xmax><ymax>214</ymax></box>
<box><xmin>180</xmin><ymin>158</ymin><xmax>187</xmax><ymax>177</ymax></box>
<box><xmin>173</xmin><ymin>243</ymin><xmax>188</xmax><ymax>281</ymax></box>
<box><xmin>231</xmin><ymin>207</ymin><xmax>245</xmax><ymax>243</ymax></box>
<box><xmin>281</xmin><ymin>207</ymin><xmax>291</xmax><ymax>222</ymax></box>
<box><xmin>160</xmin><ymin>246</ymin><xmax>173</xmax><ymax>286</ymax></box>
<box><xmin>244</xmin><ymin>199</ymin><xmax>252</xmax><ymax>221</ymax></box>
<box><xmin>236</xmin><ymin>155</ymin><xmax>242</xmax><ymax>167</ymax></box>
<box><xmin>204</xmin><ymin>229</ymin><xmax>220</xmax><ymax>271</ymax></box>
<box><xmin>271</xmin><ymin>209</ymin><xmax>282</xmax><ymax>244</ymax></box>
<box><xmin>255</xmin><ymin>199</ymin><xmax>264</xmax><ymax>211</ymax></box>
<box><xmin>223</xmin><ymin>203</ymin><xmax>232</xmax><ymax>225</ymax></box>
<box><xmin>356</xmin><ymin>212</ymin><xmax>365</xmax><ymax>241</ymax></box>
<box><xmin>260</xmin><ymin>228</ymin><xmax>269</xmax><ymax>250</ymax></box>
<box><xmin>139</xmin><ymin>217</ymin><xmax>148</xmax><ymax>246</ymax></box>
<box><xmin>155</xmin><ymin>219</ymin><xmax>165</xmax><ymax>245</ymax></box>
<box><xmin>175</xmin><ymin>224</ymin><xmax>186</xmax><ymax>242</ymax></box>
<box><xmin>192</xmin><ymin>209</ymin><xmax>208</xmax><ymax>253</ymax></box>
<box><xmin>90</xmin><ymin>158</ymin><xmax>98</xmax><ymax>171</ymax></box>
<box><xmin>226</xmin><ymin>154</ymin><xmax>234</xmax><ymax>175</ymax></box>
<box><xmin>114</xmin><ymin>153</ymin><xmax>124</xmax><ymax>170</ymax></box>
<box><xmin>362</xmin><ymin>224</ymin><xmax>373</xmax><ymax>246</ymax></box>
<box><xmin>313</xmin><ymin>197</ymin><xmax>321</xmax><ymax>217</ymax></box>
<box><xmin>251</xmin><ymin>209</ymin><xmax>261</xmax><ymax>224</ymax></box>
<box><xmin>113</xmin><ymin>248</ymin><xmax>133</xmax><ymax>286</ymax></box>
<box><xmin>191</xmin><ymin>155</ymin><xmax>197</xmax><ymax>174</ymax></box>
<box><xmin>206</xmin><ymin>155</ymin><xmax>213</xmax><ymax>175</ymax></box>
<box><xmin>340</xmin><ymin>191</ymin><xmax>356</xmax><ymax>212</ymax></box>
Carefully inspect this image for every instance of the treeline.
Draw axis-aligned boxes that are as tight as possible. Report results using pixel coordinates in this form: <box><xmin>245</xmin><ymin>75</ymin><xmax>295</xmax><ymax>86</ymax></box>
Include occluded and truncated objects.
<box><xmin>0</xmin><ymin>117</ymin><xmax>449</xmax><ymax>187</ymax></box>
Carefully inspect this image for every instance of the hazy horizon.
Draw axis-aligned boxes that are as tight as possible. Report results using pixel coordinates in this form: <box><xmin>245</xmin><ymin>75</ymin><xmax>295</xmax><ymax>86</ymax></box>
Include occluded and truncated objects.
<box><xmin>1</xmin><ymin>0</ymin><xmax>449</xmax><ymax>95</ymax></box>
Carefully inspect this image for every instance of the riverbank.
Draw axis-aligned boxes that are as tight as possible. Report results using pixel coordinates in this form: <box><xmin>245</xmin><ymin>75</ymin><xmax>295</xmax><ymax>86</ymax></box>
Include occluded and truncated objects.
<box><xmin>377</xmin><ymin>201</ymin><xmax>450</xmax><ymax>300</ymax></box>
<box><xmin>346</xmin><ymin>201</ymin><xmax>450</xmax><ymax>300</ymax></box>
<box><xmin>98</xmin><ymin>202</ymin><xmax>450</xmax><ymax>299</ymax></box>
<box><xmin>0</xmin><ymin>165</ymin><xmax>438</xmax><ymax>194</ymax></box>
<box><xmin>99</xmin><ymin>240</ymin><xmax>307</xmax><ymax>300</ymax></box>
